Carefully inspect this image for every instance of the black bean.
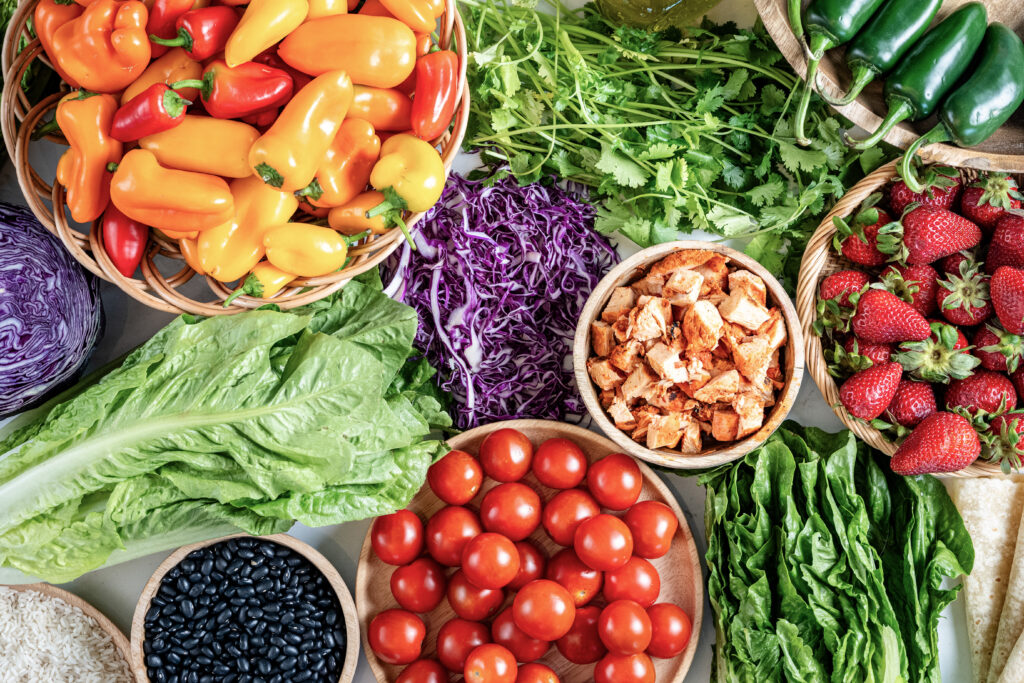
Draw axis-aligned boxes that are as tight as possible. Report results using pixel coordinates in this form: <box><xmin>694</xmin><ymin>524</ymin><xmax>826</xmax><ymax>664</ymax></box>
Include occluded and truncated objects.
<box><xmin>256</xmin><ymin>659</ymin><xmax>272</xmax><ymax>675</ymax></box>
<box><xmin>279</xmin><ymin>656</ymin><xmax>296</xmax><ymax>671</ymax></box>
<box><xmin>256</xmin><ymin>579</ymin><xmax>274</xmax><ymax>593</ymax></box>
<box><xmin>180</xmin><ymin>600</ymin><xmax>194</xmax><ymax>619</ymax></box>
<box><xmin>237</xmin><ymin>657</ymin><xmax>250</xmax><ymax>673</ymax></box>
<box><xmin>146</xmin><ymin>654</ymin><xmax>163</xmax><ymax>668</ymax></box>
<box><xmin>283</xmin><ymin>632</ymin><xmax>301</xmax><ymax>645</ymax></box>
<box><xmin>237</xmin><ymin>548</ymin><xmax>255</xmax><ymax>559</ymax></box>
<box><xmin>200</xmin><ymin>559</ymin><xmax>213</xmax><ymax>575</ymax></box>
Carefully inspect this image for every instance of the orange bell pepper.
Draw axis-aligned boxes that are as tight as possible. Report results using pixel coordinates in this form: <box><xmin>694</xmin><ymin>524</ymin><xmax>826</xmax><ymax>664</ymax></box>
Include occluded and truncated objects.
<box><xmin>110</xmin><ymin>149</ymin><xmax>234</xmax><ymax>232</ymax></box>
<box><xmin>327</xmin><ymin>190</ymin><xmax>389</xmax><ymax>234</ymax></box>
<box><xmin>139</xmin><ymin>116</ymin><xmax>260</xmax><ymax>178</ymax></box>
<box><xmin>198</xmin><ymin>175</ymin><xmax>299</xmax><ymax>282</ymax></box>
<box><xmin>263</xmin><ymin>223</ymin><xmax>348</xmax><ymax>276</ymax></box>
<box><xmin>52</xmin><ymin>0</ymin><xmax>151</xmax><ymax>93</ymax></box>
<box><xmin>307</xmin><ymin>0</ymin><xmax>346</xmax><ymax>19</ymax></box>
<box><xmin>278</xmin><ymin>14</ymin><xmax>415</xmax><ymax>88</ymax></box>
<box><xmin>348</xmin><ymin>86</ymin><xmax>412</xmax><ymax>131</ymax></box>
<box><xmin>55</xmin><ymin>91</ymin><xmax>122</xmax><ymax>224</ymax></box>
<box><xmin>224</xmin><ymin>0</ymin><xmax>307</xmax><ymax>67</ymax></box>
<box><xmin>178</xmin><ymin>237</ymin><xmax>205</xmax><ymax>274</ymax></box>
<box><xmin>377</xmin><ymin>0</ymin><xmax>433</xmax><ymax>32</ymax></box>
<box><xmin>298</xmin><ymin>119</ymin><xmax>380</xmax><ymax>208</ymax></box>
<box><xmin>34</xmin><ymin>0</ymin><xmax>84</xmax><ymax>88</ymax></box>
<box><xmin>121</xmin><ymin>47</ymin><xmax>202</xmax><ymax>103</ymax></box>
<box><xmin>249</xmin><ymin>70</ymin><xmax>354</xmax><ymax>192</ymax></box>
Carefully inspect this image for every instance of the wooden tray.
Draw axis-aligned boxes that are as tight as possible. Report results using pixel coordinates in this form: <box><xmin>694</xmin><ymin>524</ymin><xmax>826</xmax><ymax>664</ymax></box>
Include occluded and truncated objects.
<box><xmin>755</xmin><ymin>0</ymin><xmax>1024</xmax><ymax>172</ymax></box>
<box><xmin>129</xmin><ymin>533</ymin><xmax>359</xmax><ymax>682</ymax></box>
<box><xmin>355</xmin><ymin>419</ymin><xmax>704</xmax><ymax>682</ymax></box>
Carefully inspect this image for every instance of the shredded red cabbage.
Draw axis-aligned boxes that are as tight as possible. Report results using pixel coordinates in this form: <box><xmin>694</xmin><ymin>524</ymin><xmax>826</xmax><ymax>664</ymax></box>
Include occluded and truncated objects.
<box><xmin>383</xmin><ymin>173</ymin><xmax>618</xmax><ymax>429</ymax></box>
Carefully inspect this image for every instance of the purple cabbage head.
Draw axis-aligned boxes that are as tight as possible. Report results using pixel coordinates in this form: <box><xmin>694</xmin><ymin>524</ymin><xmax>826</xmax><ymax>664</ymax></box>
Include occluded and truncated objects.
<box><xmin>0</xmin><ymin>202</ymin><xmax>102</xmax><ymax>416</ymax></box>
<box><xmin>383</xmin><ymin>173</ymin><xmax>618</xmax><ymax>429</ymax></box>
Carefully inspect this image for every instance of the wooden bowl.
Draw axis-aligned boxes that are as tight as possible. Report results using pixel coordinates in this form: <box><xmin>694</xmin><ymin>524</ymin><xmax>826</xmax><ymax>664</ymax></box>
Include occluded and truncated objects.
<box><xmin>573</xmin><ymin>241</ymin><xmax>805</xmax><ymax>470</ymax></box>
<box><xmin>754</xmin><ymin>0</ymin><xmax>1024</xmax><ymax>172</ymax></box>
<box><xmin>3</xmin><ymin>583</ymin><xmax>133</xmax><ymax>677</ymax></box>
<box><xmin>355</xmin><ymin>419</ymin><xmax>704</xmax><ymax>683</ymax></box>
<box><xmin>0</xmin><ymin>0</ymin><xmax>469</xmax><ymax>315</ymax></box>
<box><xmin>129</xmin><ymin>533</ymin><xmax>359</xmax><ymax>682</ymax></box>
<box><xmin>795</xmin><ymin>158</ymin><xmax>1020</xmax><ymax>477</ymax></box>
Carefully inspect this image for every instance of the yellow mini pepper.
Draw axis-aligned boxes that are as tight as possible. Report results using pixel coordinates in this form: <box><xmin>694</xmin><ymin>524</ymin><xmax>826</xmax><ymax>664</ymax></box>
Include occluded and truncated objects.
<box><xmin>55</xmin><ymin>91</ymin><xmax>123</xmax><ymax>224</ymax></box>
<box><xmin>306</xmin><ymin>0</ymin><xmax>346</xmax><ymax>20</ymax></box>
<box><xmin>110</xmin><ymin>149</ymin><xmax>234</xmax><ymax>232</ymax></box>
<box><xmin>226</xmin><ymin>262</ymin><xmax>296</xmax><ymax>304</ymax></box>
<box><xmin>225</xmin><ymin>0</ymin><xmax>308</xmax><ymax>67</ymax></box>
<box><xmin>140</xmin><ymin>116</ymin><xmax>260</xmax><ymax>178</ymax></box>
<box><xmin>378</xmin><ymin>0</ymin><xmax>434</xmax><ymax>32</ymax></box>
<box><xmin>301</xmin><ymin>119</ymin><xmax>380</xmax><ymax>208</ymax></box>
<box><xmin>52</xmin><ymin>0</ymin><xmax>151</xmax><ymax>93</ymax></box>
<box><xmin>198</xmin><ymin>175</ymin><xmax>299</xmax><ymax>282</ymax></box>
<box><xmin>249</xmin><ymin>70</ymin><xmax>354</xmax><ymax>192</ymax></box>
<box><xmin>263</xmin><ymin>223</ymin><xmax>348</xmax><ymax>277</ymax></box>
<box><xmin>327</xmin><ymin>190</ymin><xmax>389</xmax><ymax>235</ymax></box>
<box><xmin>369</xmin><ymin>133</ymin><xmax>444</xmax><ymax>212</ymax></box>
<box><xmin>121</xmin><ymin>48</ymin><xmax>202</xmax><ymax>104</ymax></box>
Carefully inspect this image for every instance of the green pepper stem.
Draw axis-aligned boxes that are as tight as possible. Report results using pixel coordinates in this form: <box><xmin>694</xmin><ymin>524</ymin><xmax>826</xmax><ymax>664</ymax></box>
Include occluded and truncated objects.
<box><xmin>793</xmin><ymin>34</ymin><xmax>832</xmax><ymax>146</ymax></box>
<box><xmin>899</xmin><ymin>126</ymin><xmax>952</xmax><ymax>193</ymax></box>
<box><xmin>170</xmin><ymin>76</ymin><xmax>212</xmax><ymax>100</ymax></box>
<box><xmin>844</xmin><ymin>99</ymin><xmax>912</xmax><ymax>150</ymax></box>
<box><xmin>149</xmin><ymin>29</ymin><xmax>191</xmax><ymax>50</ymax></box>
<box><xmin>787</xmin><ymin>0</ymin><xmax>803</xmax><ymax>42</ymax></box>
<box><xmin>819</xmin><ymin>65</ymin><xmax>874</xmax><ymax>107</ymax></box>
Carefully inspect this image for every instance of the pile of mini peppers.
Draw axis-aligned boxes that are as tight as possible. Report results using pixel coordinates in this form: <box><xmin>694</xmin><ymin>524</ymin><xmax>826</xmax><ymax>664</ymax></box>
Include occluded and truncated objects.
<box><xmin>37</xmin><ymin>0</ymin><xmax>458</xmax><ymax>300</ymax></box>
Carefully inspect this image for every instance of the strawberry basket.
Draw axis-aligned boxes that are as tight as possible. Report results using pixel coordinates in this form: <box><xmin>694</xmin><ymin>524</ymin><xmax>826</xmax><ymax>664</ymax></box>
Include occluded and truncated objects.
<box><xmin>796</xmin><ymin>158</ymin><xmax>1023</xmax><ymax>478</ymax></box>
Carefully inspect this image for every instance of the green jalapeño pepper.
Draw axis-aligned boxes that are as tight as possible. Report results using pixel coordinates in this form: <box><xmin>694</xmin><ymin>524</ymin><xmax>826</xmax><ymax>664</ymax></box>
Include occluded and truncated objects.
<box><xmin>822</xmin><ymin>0</ymin><xmax>942</xmax><ymax>107</ymax></box>
<box><xmin>900</xmin><ymin>23</ymin><xmax>1024</xmax><ymax>192</ymax></box>
<box><xmin>847</xmin><ymin>2</ymin><xmax>987</xmax><ymax>150</ymax></box>
<box><xmin>790</xmin><ymin>0</ymin><xmax>888</xmax><ymax>145</ymax></box>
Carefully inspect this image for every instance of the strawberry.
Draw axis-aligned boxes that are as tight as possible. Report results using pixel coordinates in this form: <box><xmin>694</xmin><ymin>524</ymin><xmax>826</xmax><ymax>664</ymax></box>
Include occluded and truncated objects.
<box><xmin>960</xmin><ymin>173</ymin><xmax>1022</xmax><ymax>232</ymax></box>
<box><xmin>852</xmin><ymin>289</ymin><xmax>932</xmax><ymax>344</ymax></box>
<box><xmin>889</xmin><ymin>412</ymin><xmax>981</xmax><ymax>475</ymax></box>
<box><xmin>839</xmin><ymin>361</ymin><xmax>903</xmax><ymax>420</ymax></box>
<box><xmin>936</xmin><ymin>259</ymin><xmax>993</xmax><ymax>326</ymax></box>
<box><xmin>819</xmin><ymin>270</ymin><xmax>871</xmax><ymax>306</ymax></box>
<box><xmin>983</xmin><ymin>411</ymin><xmax>1024</xmax><ymax>472</ymax></box>
<box><xmin>895</xmin><ymin>320</ymin><xmax>980</xmax><ymax>383</ymax></box>
<box><xmin>875</xmin><ymin>264</ymin><xmax>938</xmax><ymax>316</ymax></box>
<box><xmin>814</xmin><ymin>270</ymin><xmax>870</xmax><ymax>335</ymax></box>
<box><xmin>991</xmin><ymin>266</ymin><xmax>1024</xmax><ymax>335</ymax></box>
<box><xmin>945</xmin><ymin>369</ymin><xmax>1018</xmax><ymax>416</ymax></box>
<box><xmin>825</xmin><ymin>337</ymin><xmax>892</xmax><ymax>378</ymax></box>
<box><xmin>884</xmin><ymin>379</ymin><xmax>937</xmax><ymax>428</ymax></box>
<box><xmin>986</xmin><ymin>214</ymin><xmax>1024</xmax><ymax>274</ymax></box>
<box><xmin>973</xmin><ymin>323</ymin><xmax>1023</xmax><ymax>373</ymax></box>
<box><xmin>845</xmin><ymin>337</ymin><xmax>893</xmax><ymax>365</ymax></box>
<box><xmin>878</xmin><ymin>205</ymin><xmax>982</xmax><ymax>265</ymax></box>
<box><xmin>889</xmin><ymin>165</ymin><xmax>961</xmax><ymax>214</ymax></box>
<box><xmin>939</xmin><ymin>250</ymin><xmax>976</xmax><ymax>276</ymax></box>
<box><xmin>832</xmin><ymin>197</ymin><xmax>890</xmax><ymax>267</ymax></box>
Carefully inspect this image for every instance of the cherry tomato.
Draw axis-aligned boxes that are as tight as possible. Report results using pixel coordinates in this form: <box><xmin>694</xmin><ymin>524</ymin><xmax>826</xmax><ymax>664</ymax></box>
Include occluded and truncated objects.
<box><xmin>647</xmin><ymin>603</ymin><xmax>692</xmax><ymax>659</ymax></box>
<box><xmin>598</xmin><ymin>600</ymin><xmax>651</xmax><ymax>655</ymax></box>
<box><xmin>447</xmin><ymin>569</ymin><xmax>505</xmax><ymax>621</ymax></box>
<box><xmin>462</xmin><ymin>532</ymin><xmax>521</xmax><ymax>590</ymax></box>
<box><xmin>428</xmin><ymin>449</ymin><xmax>483</xmax><ymax>505</ymax></box>
<box><xmin>491</xmin><ymin>606</ymin><xmax>549</xmax><ymax>663</ymax></box>
<box><xmin>542</xmin><ymin>488</ymin><xmax>600</xmax><ymax>546</ymax></box>
<box><xmin>396</xmin><ymin>659</ymin><xmax>448</xmax><ymax>683</ymax></box>
<box><xmin>425</xmin><ymin>505</ymin><xmax>482</xmax><ymax>566</ymax></box>
<box><xmin>464</xmin><ymin>643</ymin><xmax>517</xmax><ymax>683</ymax></box>
<box><xmin>587</xmin><ymin>453</ymin><xmax>642</xmax><ymax>511</ymax></box>
<box><xmin>594</xmin><ymin>652</ymin><xmax>655</xmax><ymax>683</ymax></box>
<box><xmin>555</xmin><ymin>605</ymin><xmax>607</xmax><ymax>664</ymax></box>
<box><xmin>437</xmin><ymin>618</ymin><xmax>490</xmax><ymax>672</ymax></box>
<box><xmin>623</xmin><ymin>500</ymin><xmax>677</xmax><ymax>559</ymax></box>
<box><xmin>368</xmin><ymin>609</ymin><xmax>425</xmax><ymax>665</ymax></box>
<box><xmin>574</xmin><ymin>513</ymin><xmax>633</xmax><ymax>571</ymax></box>
<box><xmin>390</xmin><ymin>557</ymin><xmax>447</xmax><ymax>613</ymax></box>
<box><xmin>371</xmin><ymin>510</ymin><xmax>424</xmax><ymax>566</ymax></box>
<box><xmin>604</xmin><ymin>556</ymin><xmax>660</xmax><ymax>607</ymax></box>
<box><xmin>516</xmin><ymin>663</ymin><xmax>560</xmax><ymax>683</ymax></box>
<box><xmin>509</xmin><ymin>541</ymin><xmax>546</xmax><ymax>590</ymax></box>
<box><xmin>512</xmin><ymin>579</ymin><xmax>576</xmax><ymax>641</ymax></box>
<box><xmin>479</xmin><ymin>428</ymin><xmax>534</xmax><ymax>482</ymax></box>
<box><xmin>481</xmin><ymin>483</ymin><xmax>541</xmax><ymax>541</ymax></box>
<box><xmin>531</xmin><ymin>438</ymin><xmax>587</xmax><ymax>489</ymax></box>
<box><xmin>545</xmin><ymin>548</ymin><xmax>602</xmax><ymax>607</ymax></box>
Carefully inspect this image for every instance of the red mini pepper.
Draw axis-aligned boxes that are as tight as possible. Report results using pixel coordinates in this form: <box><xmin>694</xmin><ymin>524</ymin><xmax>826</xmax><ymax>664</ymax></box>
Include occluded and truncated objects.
<box><xmin>172</xmin><ymin>59</ymin><xmax>293</xmax><ymax>119</ymax></box>
<box><xmin>149</xmin><ymin>6</ymin><xmax>239</xmax><ymax>61</ymax></box>
<box><xmin>110</xmin><ymin>82</ymin><xmax>192</xmax><ymax>142</ymax></box>
<box><xmin>410</xmin><ymin>49</ymin><xmax>458</xmax><ymax>140</ymax></box>
<box><xmin>102</xmin><ymin>204</ymin><xmax>149</xmax><ymax>277</ymax></box>
<box><xmin>253</xmin><ymin>49</ymin><xmax>311</xmax><ymax>96</ymax></box>
<box><xmin>147</xmin><ymin>0</ymin><xmax>204</xmax><ymax>59</ymax></box>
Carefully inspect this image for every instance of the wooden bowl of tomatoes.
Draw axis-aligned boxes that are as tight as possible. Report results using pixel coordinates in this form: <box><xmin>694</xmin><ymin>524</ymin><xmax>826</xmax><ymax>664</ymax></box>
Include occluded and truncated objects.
<box><xmin>354</xmin><ymin>419</ymin><xmax>703</xmax><ymax>683</ymax></box>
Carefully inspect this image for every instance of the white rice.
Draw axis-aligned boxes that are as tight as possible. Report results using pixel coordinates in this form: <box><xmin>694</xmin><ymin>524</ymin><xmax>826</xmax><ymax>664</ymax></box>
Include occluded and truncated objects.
<box><xmin>0</xmin><ymin>586</ymin><xmax>133</xmax><ymax>683</ymax></box>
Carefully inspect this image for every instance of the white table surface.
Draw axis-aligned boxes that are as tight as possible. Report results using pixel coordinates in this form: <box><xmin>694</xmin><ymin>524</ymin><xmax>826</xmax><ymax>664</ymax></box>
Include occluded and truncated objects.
<box><xmin>0</xmin><ymin>0</ymin><xmax>975</xmax><ymax>679</ymax></box>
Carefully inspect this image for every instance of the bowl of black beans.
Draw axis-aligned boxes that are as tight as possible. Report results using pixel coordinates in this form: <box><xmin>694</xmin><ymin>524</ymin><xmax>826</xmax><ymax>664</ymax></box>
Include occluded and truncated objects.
<box><xmin>130</xmin><ymin>534</ymin><xmax>358</xmax><ymax>683</ymax></box>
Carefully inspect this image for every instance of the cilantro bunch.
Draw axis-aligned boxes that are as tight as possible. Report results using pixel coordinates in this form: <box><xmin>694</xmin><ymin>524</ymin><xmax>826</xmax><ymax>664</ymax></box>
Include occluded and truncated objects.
<box><xmin>462</xmin><ymin>0</ymin><xmax>893</xmax><ymax>289</ymax></box>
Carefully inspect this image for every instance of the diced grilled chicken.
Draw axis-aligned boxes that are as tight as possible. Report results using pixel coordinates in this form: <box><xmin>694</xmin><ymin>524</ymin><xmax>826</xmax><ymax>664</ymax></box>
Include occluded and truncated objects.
<box><xmin>682</xmin><ymin>301</ymin><xmax>723</xmax><ymax>352</ymax></box>
<box><xmin>609</xmin><ymin>339</ymin><xmax>644</xmax><ymax>374</ymax></box>
<box><xmin>718</xmin><ymin>291</ymin><xmax>770</xmax><ymax>331</ymax></box>
<box><xmin>591</xmin><ymin>321</ymin><xmax>616</xmax><ymax>358</ymax></box>
<box><xmin>728</xmin><ymin>270</ymin><xmax>766</xmax><ymax>306</ymax></box>
<box><xmin>629</xmin><ymin>297</ymin><xmax>673</xmax><ymax>341</ymax></box>
<box><xmin>692</xmin><ymin>369</ymin><xmax>739</xmax><ymax>403</ymax></box>
<box><xmin>588</xmin><ymin>358</ymin><xmax>626</xmax><ymax>391</ymax></box>
<box><xmin>602</xmin><ymin>287</ymin><xmax>636</xmax><ymax>324</ymax></box>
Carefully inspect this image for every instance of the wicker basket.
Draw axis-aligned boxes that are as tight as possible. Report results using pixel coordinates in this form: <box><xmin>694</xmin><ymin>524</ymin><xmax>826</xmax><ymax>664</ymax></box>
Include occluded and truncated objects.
<box><xmin>796</xmin><ymin>158</ymin><xmax>1023</xmax><ymax>478</ymax></box>
<box><xmin>0</xmin><ymin>0</ymin><xmax>470</xmax><ymax>315</ymax></box>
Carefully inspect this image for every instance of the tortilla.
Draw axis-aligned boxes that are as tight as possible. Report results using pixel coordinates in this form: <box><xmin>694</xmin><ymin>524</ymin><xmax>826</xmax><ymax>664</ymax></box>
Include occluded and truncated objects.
<box><xmin>989</xmin><ymin>505</ymin><xmax>1024</xmax><ymax>683</ymax></box>
<box><xmin>948</xmin><ymin>478</ymin><xmax>1024</xmax><ymax>683</ymax></box>
<box><xmin>997</xmin><ymin>631</ymin><xmax>1024</xmax><ymax>683</ymax></box>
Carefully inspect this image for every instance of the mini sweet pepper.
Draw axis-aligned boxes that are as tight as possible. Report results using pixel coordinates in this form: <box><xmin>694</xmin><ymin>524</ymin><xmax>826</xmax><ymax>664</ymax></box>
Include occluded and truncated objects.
<box><xmin>299</xmin><ymin>119</ymin><xmax>380</xmax><ymax>208</ymax></box>
<box><xmin>149</xmin><ymin>5</ymin><xmax>239</xmax><ymax>60</ymax></box>
<box><xmin>55</xmin><ymin>91</ymin><xmax>123</xmax><ymax>224</ymax></box>
<box><xmin>369</xmin><ymin>133</ymin><xmax>444</xmax><ymax>211</ymax></box>
<box><xmin>101</xmin><ymin>204</ymin><xmax>148</xmax><ymax>278</ymax></box>
<box><xmin>173</xmin><ymin>59</ymin><xmax>293</xmax><ymax>119</ymax></box>
<box><xmin>110</xmin><ymin>149</ymin><xmax>234</xmax><ymax>232</ymax></box>
<box><xmin>146</xmin><ymin>0</ymin><xmax>207</xmax><ymax>59</ymax></box>
<box><xmin>121</xmin><ymin>47</ymin><xmax>202</xmax><ymax>104</ymax></box>
<box><xmin>139</xmin><ymin>115</ymin><xmax>260</xmax><ymax>178</ymax></box>
<box><xmin>349</xmin><ymin>86</ymin><xmax>412</xmax><ymax>131</ymax></box>
<box><xmin>410</xmin><ymin>49</ymin><xmax>458</xmax><ymax>141</ymax></box>
<box><xmin>306</xmin><ymin>0</ymin><xmax>347</xmax><ymax>19</ymax></box>
<box><xmin>263</xmin><ymin>223</ymin><xmax>348</xmax><ymax>277</ymax></box>
<box><xmin>110</xmin><ymin>83</ymin><xmax>191</xmax><ymax>142</ymax></box>
<box><xmin>327</xmin><ymin>190</ymin><xmax>390</xmax><ymax>234</ymax></box>
<box><xmin>34</xmin><ymin>0</ymin><xmax>84</xmax><ymax>88</ymax></box>
<box><xmin>224</xmin><ymin>0</ymin><xmax>308</xmax><ymax>68</ymax></box>
<box><xmin>378</xmin><ymin>0</ymin><xmax>434</xmax><ymax>32</ymax></box>
<box><xmin>52</xmin><ymin>0</ymin><xmax>152</xmax><ymax>93</ymax></box>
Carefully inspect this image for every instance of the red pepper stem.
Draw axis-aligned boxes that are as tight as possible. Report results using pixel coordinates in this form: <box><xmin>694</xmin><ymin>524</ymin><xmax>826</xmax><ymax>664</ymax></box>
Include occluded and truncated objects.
<box><xmin>149</xmin><ymin>28</ymin><xmax>194</xmax><ymax>52</ymax></box>
<box><xmin>170</xmin><ymin>76</ymin><xmax>212</xmax><ymax>99</ymax></box>
<box><xmin>161</xmin><ymin>88</ymin><xmax>191</xmax><ymax>118</ymax></box>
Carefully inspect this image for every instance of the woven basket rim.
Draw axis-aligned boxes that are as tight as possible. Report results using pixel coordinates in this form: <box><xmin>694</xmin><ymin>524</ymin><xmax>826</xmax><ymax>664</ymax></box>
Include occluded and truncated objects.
<box><xmin>1</xmin><ymin>0</ymin><xmax>470</xmax><ymax>315</ymax></box>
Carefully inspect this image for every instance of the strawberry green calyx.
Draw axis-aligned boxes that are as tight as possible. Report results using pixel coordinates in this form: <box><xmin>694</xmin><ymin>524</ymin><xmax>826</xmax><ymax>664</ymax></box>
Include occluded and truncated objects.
<box><xmin>969</xmin><ymin>173</ymin><xmax>1023</xmax><ymax>210</ymax></box>
<box><xmin>894</xmin><ymin>321</ymin><xmax>980</xmax><ymax>383</ymax></box>
<box><xmin>831</xmin><ymin>193</ymin><xmax>882</xmax><ymax>252</ymax></box>
<box><xmin>876</xmin><ymin>202</ymin><xmax>918</xmax><ymax>264</ymax></box>
<box><xmin>873</xmin><ymin>267</ymin><xmax>919</xmax><ymax>305</ymax></box>
<box><xmin>980</xmin><ymin>324</ymin><xmax>1024</xmax><ymax>373</ymax></box>
<box><xmin>825</xmin><ymin>340</ymin><xmax>875</xmax><ymax>378</ymax></box>
<box><xmin>938</xmin><ymin>260</ymin><xmax>990</xmax><ymax>319</ymax></box>
<box><xmin>814</xmin><ymin>295</ymin><xmax>859</xmax><ymax>335</ymax></box>
<box><xmin>983</xmin><ymin>412</ymin><xmax>1024</xmax><ymax>473</ymax></box>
